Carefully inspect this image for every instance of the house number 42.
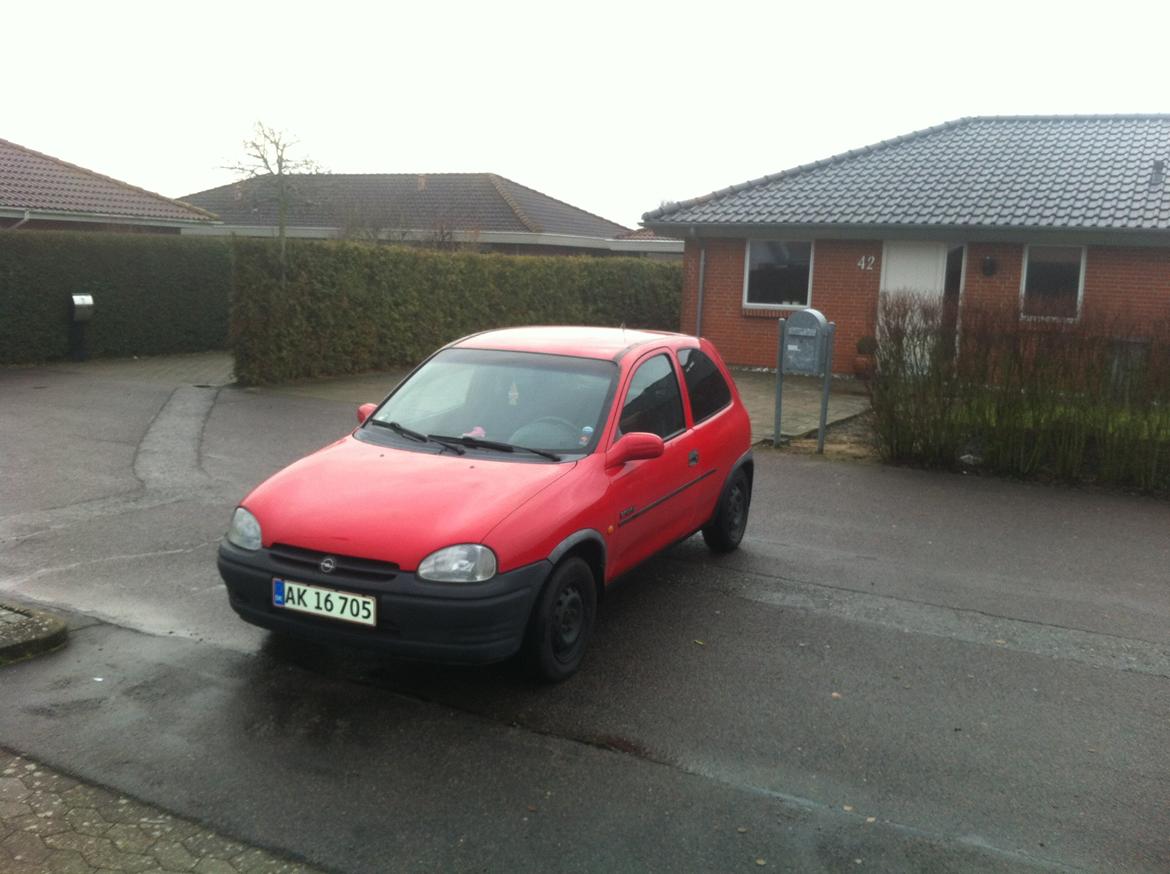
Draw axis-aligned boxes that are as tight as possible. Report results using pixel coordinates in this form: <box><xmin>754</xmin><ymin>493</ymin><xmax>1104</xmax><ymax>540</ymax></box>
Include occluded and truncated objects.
<box><xmin>857</xmin><ymin>255</ymin><xmax>876</xmax><ymax>271</ymax></box>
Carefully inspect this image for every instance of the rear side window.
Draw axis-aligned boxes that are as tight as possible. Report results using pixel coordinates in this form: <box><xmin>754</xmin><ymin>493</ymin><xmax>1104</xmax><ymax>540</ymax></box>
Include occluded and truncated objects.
<box><xmin>619</xmin><ymin>354</ymin><xmax>685</xmax><ymax>439</ymax></box>
<box><xmin>678</xmin><ymin>348</ymin><xmax>732</xmax><ymax>424</ymax></box>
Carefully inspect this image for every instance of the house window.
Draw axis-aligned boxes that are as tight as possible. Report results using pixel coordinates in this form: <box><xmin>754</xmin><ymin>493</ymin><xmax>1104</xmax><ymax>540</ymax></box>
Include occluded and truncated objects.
<box><xmin>1022</xmin><ymin>245</ymin><xmax>1084</xmax><ymax>319</ymax></box>
<box><xmin>744</xmin><ymin>241</ymin><xmax>813</xmax><ymax>307</ymax></box>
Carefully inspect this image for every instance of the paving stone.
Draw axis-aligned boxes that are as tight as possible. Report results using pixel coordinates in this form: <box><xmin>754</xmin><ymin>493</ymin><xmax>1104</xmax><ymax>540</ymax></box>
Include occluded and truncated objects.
<box><xmin>2</xmin><ymin>829</ymin><xmax>53</xmax><ymax>864</ymax></box>
<box><xmin>108</xmin><ymin>821</ymin><xmax>159</xmax><ymax>853</ymax></box>
<box><xmin>0</xmin><ymin>800</ymin><xmax>34</xmax><ymax>819</ymax></box>
<box><xmin>193</xmin><ymin>858</ymin><xmax>237</xmax><ymax>874</ymax></box>
<box><xmin>45</xmin><ymin>848</ymin><xmax>92</xmax><ymax>874</ymax></box>
<box><xmin>67</xmin><ymin>805</ymin><xmax>113</xmax><ymax>836</ymax></box>
<box><xmin>0</xmin><ymin>777</ymin><xmax>31</xmax><ymax>803</ymax></box>
<box><xmin>25</xmin><ymin>787</ymin><xmax>69</xmax><ymax>816</ymax></box>
<box><xmin>97</xmin><ymin>798</ymin><xmax>160</xmax><ymax>825</ymax></box>
<box><xmin>44</xmin><ymin>829</ymin><xmax>112</xmax><ymax>856</ymax></box>
<box><xmin>62</xmin><ymin>784</ymin><xmax>108</xmax><ymax>807</ymax></box>
<box><xmin>8</xmin><ymin>811</ymin><xmax>73</xmax><ymax>836</ymax></box>
<box><xmin>231</xmin><ymin>848</ymin><xmax>310</xmax><ymax>874</ymax></box>
<box><xmin>182</xmin><ymin>831</ymin><xmax>247</xmax><ymax>860</ymax></box>
<box><xmin>24</xmin><ymin>771</ymin><xmax>81</xmax><ymax>795</ymax></box>
<box><xmin>152</xmin><ymin>838</ymin><xmax>199</xmax><ymax>871</ymax></box>
<box><xmin>1</xmin><ymin>859</ymin><xmax>49</xmax><ymax>874</ymax></box>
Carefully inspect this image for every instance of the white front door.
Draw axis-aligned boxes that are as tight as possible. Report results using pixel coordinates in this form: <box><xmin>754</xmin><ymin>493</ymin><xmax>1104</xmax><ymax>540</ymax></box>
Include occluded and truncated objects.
<box><xmin>881</xmin><ymin>241</ymin><xmax>948</xmax><ymax>299</ymax></box>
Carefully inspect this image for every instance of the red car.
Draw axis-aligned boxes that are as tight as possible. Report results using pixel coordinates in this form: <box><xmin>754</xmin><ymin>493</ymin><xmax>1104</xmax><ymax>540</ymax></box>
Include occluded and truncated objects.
<box><xmin>218</xmin><ymin>326</ymin><xmax>753</xmax><ymax>680</ymax></box>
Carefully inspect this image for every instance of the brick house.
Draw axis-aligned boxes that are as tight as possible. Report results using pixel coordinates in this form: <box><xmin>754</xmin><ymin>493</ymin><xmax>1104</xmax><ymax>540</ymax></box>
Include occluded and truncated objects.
<box><xmin>0</xmin><ymin>137</ymin><xmax>215</xmax><ymax>233</ymax></box>
<box><xmin>642</xmin><ymin>116</ymin><xmax>1170</xmax><ymax>373</ymax></box>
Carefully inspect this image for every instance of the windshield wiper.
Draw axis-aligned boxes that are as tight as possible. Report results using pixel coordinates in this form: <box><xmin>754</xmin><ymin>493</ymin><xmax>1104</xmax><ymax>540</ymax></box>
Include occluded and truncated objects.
<box><xmin>428</xmin><ymin>434</ymin><xmax>561</xmax><ymax>462</ymax></box>
<box><xmin>370</xmin><ymin>420</ymin><xmax>428</xmax><ymax>442</ymax></box>
<box><xmin>371</xmin><ymin>420</ymin><xmax>465</xmax><ymax>454</ymax></box>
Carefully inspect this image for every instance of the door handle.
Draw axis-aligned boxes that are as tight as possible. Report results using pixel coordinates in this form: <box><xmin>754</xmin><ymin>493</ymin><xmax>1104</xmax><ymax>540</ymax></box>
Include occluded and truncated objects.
<box><xmin>688</xmin><ymin>449</ymin><xmax>699</xmax><ymax>467</ymax></box>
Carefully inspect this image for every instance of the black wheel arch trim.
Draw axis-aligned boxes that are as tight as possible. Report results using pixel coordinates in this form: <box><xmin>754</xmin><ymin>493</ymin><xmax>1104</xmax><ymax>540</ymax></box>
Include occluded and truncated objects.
<box><xmin>548</xmin><ymin>529</ymin><xmax>607</xmax><ymax>569</ymax></box>
<box><xmin>706</xmin><ymin>449</ymin><xmax>754</xmax><ymax>524</ymax></box>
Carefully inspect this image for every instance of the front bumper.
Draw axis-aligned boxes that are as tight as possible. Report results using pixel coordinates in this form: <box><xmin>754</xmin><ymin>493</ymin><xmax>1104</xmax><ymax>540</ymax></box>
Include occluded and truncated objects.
<box><xmin>217</xmin><ymin>541</ymin><xmax>550</xmax><ymax>664</ymax></box>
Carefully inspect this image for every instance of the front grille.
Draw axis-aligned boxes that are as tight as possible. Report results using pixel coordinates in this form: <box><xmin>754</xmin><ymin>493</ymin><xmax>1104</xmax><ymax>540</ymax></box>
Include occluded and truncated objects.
<box><xmin>268</xmin><ymin>544</ymin><xmax>399</xmax><ymax>582</ymax></box>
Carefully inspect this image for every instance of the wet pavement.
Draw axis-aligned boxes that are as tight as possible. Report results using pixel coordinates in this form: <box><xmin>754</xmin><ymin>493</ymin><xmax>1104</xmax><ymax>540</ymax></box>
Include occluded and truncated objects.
<box><xmin>1</xmin><ymin>353</ymin><xmax>1167</xmax><ymax>873</ymax></box>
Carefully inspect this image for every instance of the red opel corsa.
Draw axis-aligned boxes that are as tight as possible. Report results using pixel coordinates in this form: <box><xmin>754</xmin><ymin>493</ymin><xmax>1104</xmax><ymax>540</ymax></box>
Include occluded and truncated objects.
<box><xmin>218</xmin><ymin>326</ymin><xmax>753</xmax><ymax>680</ymax></box>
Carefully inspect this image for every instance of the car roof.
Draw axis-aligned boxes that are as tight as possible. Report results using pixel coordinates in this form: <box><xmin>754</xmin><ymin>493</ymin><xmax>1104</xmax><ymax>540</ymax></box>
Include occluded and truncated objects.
<box><xmin>451</xmin><ymin>325</ymin><xmax>691</xmax><ymax>361</ymax></box>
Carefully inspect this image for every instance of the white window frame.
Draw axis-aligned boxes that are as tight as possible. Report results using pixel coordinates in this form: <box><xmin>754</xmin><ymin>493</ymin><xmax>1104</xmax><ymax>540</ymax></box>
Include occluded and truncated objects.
<box><xmin>1019</xmin><ymin>244</ymin><xmax>1086</xmax><ymax>322</ymax></box>
<box><xmin>741</xmin><ymin>239</ymin><xmax>816</xmax><ymax>310</ymax></box>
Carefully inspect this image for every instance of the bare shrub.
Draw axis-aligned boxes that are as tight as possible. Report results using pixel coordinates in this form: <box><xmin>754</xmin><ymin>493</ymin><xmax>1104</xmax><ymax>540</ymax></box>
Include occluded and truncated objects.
<box><xmin>869</xmin><ymin>294</ymin><xmax>1170</xmax><ymax>493</ymax></box>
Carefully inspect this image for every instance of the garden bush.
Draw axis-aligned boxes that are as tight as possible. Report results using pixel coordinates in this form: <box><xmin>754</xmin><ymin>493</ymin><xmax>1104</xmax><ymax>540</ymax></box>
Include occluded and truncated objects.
<box><xmin>869</xmin><ymin>293</ymin><xmax>1170</xmax><ymax>493</ymax></box>
<box><xmin>0</xmin><ymin>232</ymin><xmax>231</xmax><ymax>364</ymax></box>
<box><xmin>230</xmin><ymin>240</ymin><xmax>682</xmax><ymax>384</ymax></box>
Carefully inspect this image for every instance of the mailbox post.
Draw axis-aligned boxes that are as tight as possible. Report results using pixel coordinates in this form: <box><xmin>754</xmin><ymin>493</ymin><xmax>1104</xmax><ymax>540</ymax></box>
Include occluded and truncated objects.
<box><xmin>773</xmin><ymin>309</ymin><xmax>835</xmax><ymax>453</ymax></box>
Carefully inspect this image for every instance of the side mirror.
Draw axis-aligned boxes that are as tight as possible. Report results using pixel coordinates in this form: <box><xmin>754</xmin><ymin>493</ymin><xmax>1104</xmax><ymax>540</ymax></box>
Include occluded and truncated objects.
<box><xmin>356</xmin><ymin>403</ymin><xmax>377</xmax><ymax>424</ymax></box>
<box><xmin>606</xmin><ymin>432</ymin><xmax>664</xmax><ymax>469</ymax></box>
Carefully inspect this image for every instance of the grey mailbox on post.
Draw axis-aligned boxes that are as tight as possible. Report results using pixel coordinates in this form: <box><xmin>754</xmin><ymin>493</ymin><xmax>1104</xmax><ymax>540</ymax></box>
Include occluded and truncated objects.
<box><xmin>774</xmin><ymin>308</ymin><xmax>835</xmax><ymax>453</ymax></box>
<box><xmin>781</xmin><ymin>308</ymin><xmax>830</xmax><ymax>375</ymax></box>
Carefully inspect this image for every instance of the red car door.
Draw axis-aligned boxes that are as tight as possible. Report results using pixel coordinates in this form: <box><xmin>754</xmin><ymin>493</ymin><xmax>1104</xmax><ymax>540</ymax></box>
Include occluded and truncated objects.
<box><xmin>606</xmin><ymin>350</ymin><xmax>702</xmax><ymax>577</ymax></box>
<box><xmin>677</xmin><ymin>345</ymin><xmax>741</xmax><ymax>529</ymax></box>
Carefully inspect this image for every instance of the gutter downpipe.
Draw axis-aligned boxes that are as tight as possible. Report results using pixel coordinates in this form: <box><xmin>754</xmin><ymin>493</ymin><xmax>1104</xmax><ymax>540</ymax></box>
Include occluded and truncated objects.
<box><xmin>1</xmin><ymin>209</ymin><xmax>31</xmax><ymax>232</ymax></box>
<box><xmin>693</xmin><ymin>228</ymin><xmax>707</xmax><ymax>338</ymax></box>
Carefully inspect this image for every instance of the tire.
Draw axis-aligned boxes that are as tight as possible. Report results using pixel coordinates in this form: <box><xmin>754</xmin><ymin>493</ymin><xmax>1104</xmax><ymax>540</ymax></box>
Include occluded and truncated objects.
<box><xmin>522</xmin><ymin>557</ymin><xmax>597</xmax><ymax>682</ymax></box>
<box><xmin>702</xmin><ymin>469</ymin><xmax>751</xmax><ymax>553</ymax></box>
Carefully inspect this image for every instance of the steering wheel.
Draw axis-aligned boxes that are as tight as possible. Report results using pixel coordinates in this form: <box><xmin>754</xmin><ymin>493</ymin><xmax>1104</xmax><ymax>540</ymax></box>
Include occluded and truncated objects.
<box><xmin>510</xmin><ymin>416</ymin><xmax>580</xmax><ymax>445</ymax></box>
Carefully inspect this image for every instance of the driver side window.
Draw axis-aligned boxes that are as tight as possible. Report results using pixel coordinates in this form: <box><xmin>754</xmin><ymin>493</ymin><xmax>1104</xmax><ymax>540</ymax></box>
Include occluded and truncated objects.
<box><xmin>619</xmin><ymin>354</ymin><xmax>685</xmax><ymax>440</ymax></box>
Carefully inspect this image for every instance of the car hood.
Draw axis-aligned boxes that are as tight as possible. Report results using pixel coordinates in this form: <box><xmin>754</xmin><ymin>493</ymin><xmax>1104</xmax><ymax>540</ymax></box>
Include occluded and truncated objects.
<box><xmin>242</xmin><ymin>435</ymin><xmax>575</xmax><ymax>569</ymax></box>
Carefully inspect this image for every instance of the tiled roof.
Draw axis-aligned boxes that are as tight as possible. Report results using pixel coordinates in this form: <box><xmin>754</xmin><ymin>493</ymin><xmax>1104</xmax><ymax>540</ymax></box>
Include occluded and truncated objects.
<box><xmin>183</xmin><ymin>173</ymin><xmax>631</xmax><ymax>238</ymax></box>
<box><xmin>643</xmin><ymin>116</ymin><xmax>1170</xmax><ymax>233</ymax></box>
<box><xmin>0</xmin><ymin>138</ymin><xmax>215</xmax><ymax>224</ymax></box>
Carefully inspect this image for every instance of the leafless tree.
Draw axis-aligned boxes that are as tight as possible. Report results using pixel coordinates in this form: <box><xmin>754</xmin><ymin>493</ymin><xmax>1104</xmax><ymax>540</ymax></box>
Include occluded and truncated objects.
<box><xmin>225</xmin><ymin>123</ymin><xmax>320</xmax><ymax>280</ymax></box>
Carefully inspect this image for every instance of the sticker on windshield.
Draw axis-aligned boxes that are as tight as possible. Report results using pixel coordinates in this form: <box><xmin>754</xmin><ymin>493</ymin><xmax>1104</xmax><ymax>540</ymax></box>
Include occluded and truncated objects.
<box><xmin>508</xmin><ymin>381</ymin><xmax>519</xmax><ymax>406</ymax></box>
<box><xmin>579</xmin><ymin>426</ymin><xmax>594</xmax><ymax>446</ymax></box>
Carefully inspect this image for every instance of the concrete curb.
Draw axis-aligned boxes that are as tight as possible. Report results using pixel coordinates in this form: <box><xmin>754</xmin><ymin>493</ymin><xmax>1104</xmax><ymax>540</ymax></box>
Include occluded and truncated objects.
<box><xmin>0</xmin><ymin>602</ymin><xmax>68</xmax><ymax>665</ymax></box>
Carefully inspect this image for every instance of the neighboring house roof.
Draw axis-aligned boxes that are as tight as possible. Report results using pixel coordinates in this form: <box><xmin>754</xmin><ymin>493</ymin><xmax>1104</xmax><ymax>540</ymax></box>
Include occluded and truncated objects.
<box><xmin>643</xmin><ymin>116</ymin><xmax>1170</xmax><ymax>236</ymax></box>
<box><xmin>0</xmin><ymin>137</ymin><xmax>215</xmax><ymax>226</ymax></box>
<box><xmin>182</xmin><ymin>173</ymin><xmax>631</xmax><ymax>239</ymax></box>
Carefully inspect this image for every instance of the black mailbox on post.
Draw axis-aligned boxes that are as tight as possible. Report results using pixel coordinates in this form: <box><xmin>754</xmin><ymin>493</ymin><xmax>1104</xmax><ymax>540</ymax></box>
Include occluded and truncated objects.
<box><xmin>71</xmin><ymin>294</ymin><xmax>94</xmax><ymax>322</ymax></box>
<box><xmin>69</xmin><ymin>294</ymin><xmax>94</xmax><ymax>360</ymax></box>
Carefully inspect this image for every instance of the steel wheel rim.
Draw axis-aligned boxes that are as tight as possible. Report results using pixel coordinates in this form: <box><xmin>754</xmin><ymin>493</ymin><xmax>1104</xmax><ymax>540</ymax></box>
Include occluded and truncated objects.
<box><xmin>727</xmin><ymin>484</ymin><xmax>747</xmax><ymax>535</ymax></box>
<box><xmin>552</xmin><ymin>584</ymin><xmax>584</xmax><ymax>656</ymax></box>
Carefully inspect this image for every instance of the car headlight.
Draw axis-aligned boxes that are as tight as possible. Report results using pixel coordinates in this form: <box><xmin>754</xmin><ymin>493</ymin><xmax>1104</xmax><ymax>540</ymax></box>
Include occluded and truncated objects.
<box><xmin>418</xmin><ymin>544</ymin><xmax>497</xmax><ymax>583</ymax></box>
<box><xmin>226</xmin><ymin>507</ymin><xmax>262</xmax><ymax>551</ymax></box>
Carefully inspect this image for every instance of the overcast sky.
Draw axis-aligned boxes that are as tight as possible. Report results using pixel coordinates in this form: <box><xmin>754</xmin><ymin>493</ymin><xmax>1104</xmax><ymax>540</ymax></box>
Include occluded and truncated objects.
<box><xmin>6</xmin><ymin>1</ymin><xmax>1169</xmax><ymax>229</ymax></box>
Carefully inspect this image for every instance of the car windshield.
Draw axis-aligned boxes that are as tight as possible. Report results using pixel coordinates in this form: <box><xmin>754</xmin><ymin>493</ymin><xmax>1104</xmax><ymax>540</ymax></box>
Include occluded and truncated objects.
<box><xmin>370</xmin><ymin>348</ymin><xmax>618</xmax><ymax>456</ymax></box>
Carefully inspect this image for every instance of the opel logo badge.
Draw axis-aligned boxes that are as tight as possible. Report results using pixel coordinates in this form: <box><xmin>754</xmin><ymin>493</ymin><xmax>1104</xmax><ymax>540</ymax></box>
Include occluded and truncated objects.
<box><xmin>319</xmin><ymin>556</ymin><xmax>337</xmax><ymax>574</ymax></box>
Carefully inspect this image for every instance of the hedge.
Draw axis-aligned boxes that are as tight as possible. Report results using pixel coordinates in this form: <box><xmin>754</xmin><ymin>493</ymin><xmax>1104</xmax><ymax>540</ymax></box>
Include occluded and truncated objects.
<box><xmin>231</xmin><ymin>240</ymin><xmax>682</xmax><ymax>384</ymax></box>
<box><xmin>0</xmin><ymin>232</ymin><xmax>231</xmax><ymax>365</ymax></box>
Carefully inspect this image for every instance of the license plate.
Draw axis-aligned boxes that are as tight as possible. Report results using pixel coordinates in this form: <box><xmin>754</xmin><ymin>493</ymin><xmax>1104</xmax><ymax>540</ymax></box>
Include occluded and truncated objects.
<box><xmin>272</xmin><ymin>578</ymin><xmax>376</xmax><ymax>627</ymax></box>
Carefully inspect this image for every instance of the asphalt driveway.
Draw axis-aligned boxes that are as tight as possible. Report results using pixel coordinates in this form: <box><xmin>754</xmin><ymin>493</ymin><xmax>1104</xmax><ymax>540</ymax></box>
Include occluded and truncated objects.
<box><xmin>0</xmin><ymin>355</ymin><xmax>1167</xmax><ymax>873</ymax></box>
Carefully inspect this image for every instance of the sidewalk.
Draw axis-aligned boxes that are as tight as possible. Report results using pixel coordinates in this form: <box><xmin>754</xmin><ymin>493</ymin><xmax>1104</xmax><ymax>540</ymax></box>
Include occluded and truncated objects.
<box><xmin>14</xmin><ymin>351</ymin><xmax>872</xmax><ymax>443</ymax></box>
<box><xmin>0</xmin><ymin>748</ymin><xmax>322</xmax><ymax>874</ymax></box>
<box><xmin>255</xmin><ymin>364</ymin><xmax>872</xmax><ymax>443</ymax></box>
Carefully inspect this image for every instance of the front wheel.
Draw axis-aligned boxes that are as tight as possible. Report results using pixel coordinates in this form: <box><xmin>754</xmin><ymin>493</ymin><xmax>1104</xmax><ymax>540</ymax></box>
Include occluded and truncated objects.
<box><xmin>522</xmin><ymin>557</ymin><xmax>597</xmax><ymax>682</ymax></box>
<box><xmin>702</xmin><ymin>469</ymin><xmax>751</xmax><ymax>553</ymax></box>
